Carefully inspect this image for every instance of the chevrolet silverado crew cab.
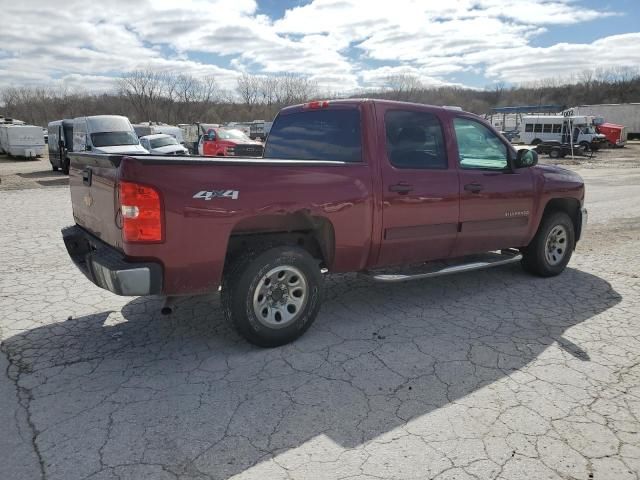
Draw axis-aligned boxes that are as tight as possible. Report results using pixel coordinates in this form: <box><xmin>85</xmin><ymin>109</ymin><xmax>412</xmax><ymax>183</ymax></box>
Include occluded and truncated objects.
<box><xmin>62</xmin><ymin>99</ymin><xmax>587</xmax><ymax>347</ymax></box>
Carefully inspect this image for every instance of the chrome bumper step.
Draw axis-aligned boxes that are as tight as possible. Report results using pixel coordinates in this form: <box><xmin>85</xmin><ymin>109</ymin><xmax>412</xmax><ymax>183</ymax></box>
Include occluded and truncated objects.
<box><xmin>365</xmin><ymin>249</ymin><xmax>522</xmax><ymax>283</ymax></box>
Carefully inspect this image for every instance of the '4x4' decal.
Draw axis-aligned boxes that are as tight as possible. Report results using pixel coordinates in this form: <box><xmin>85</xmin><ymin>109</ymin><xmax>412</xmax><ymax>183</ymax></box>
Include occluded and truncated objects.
<box><xmin>193</xmin><ymin>190</ymin><xmax>239</xmax><ymax>200</ymax></box>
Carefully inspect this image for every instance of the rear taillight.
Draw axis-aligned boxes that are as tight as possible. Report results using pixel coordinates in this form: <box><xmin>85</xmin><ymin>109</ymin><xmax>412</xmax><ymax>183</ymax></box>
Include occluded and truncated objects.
<box><xmin>119</xmin><ymin>181</ymin><xmax>163</xmax><ymax>242</ymax></box>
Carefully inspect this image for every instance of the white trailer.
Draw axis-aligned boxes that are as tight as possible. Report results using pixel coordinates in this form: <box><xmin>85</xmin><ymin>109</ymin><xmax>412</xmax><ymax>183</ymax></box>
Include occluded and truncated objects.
<box><xmin>0</xmin><ymin>124</ymin><xmax>46</xmax><ymax>158</ymax></box>
<box><xmin>569</xmin><ymin>104</ymin><xmax>640</xmax><ymax>139</ymax></box>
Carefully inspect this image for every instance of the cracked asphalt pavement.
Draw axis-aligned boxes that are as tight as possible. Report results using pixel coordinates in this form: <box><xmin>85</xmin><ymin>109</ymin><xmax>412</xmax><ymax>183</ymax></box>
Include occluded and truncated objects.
<box><xmin>1</xmin><ymin>151</ymin><xmax>640</xmax><ymax>479</ymax></box>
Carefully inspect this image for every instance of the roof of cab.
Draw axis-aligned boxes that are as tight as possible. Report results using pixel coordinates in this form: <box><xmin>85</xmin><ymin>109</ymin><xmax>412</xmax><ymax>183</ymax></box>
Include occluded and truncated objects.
<box><xmin>279</xmin><ymin>98</ymin><xmax>471</xmax><ymax>115</ymax></box>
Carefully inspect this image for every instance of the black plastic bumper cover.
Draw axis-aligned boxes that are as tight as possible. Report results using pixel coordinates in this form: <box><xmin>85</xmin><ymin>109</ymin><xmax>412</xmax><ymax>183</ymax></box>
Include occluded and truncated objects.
<box><xmin>62</xmin><ymin>225</ymin><xmax>162</xmax><ymax>296</ymax></box>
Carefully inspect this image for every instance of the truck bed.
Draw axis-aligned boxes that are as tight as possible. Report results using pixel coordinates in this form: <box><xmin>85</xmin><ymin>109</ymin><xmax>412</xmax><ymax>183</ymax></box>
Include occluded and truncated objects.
<box><xmin>68</xmin><ymin>152</ymin><xmax>375</xmax><ymax>294</ymax></box>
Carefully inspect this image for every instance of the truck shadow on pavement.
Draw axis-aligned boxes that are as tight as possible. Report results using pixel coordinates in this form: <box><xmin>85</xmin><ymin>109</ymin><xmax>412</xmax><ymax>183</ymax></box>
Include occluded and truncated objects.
<box><xmin>1</xmin><ymin>266</ymin><xmax>622</xmax><ymax>479</ymax></box>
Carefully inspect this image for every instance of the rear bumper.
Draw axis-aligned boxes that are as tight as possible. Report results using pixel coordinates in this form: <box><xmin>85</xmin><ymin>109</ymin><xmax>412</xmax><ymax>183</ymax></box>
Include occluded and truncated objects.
<box><xmin>62</xmin><ymin>225</ymin><xmax>162</xmax><ymax>296</ymax></box>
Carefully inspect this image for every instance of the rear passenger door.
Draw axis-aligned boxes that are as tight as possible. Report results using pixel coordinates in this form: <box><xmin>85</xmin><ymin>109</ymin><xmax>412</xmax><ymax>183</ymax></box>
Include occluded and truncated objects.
<box><xmin>376</xmin><ymin>107</ymin><xmax>460</xmax><ymax>267</ymax></box>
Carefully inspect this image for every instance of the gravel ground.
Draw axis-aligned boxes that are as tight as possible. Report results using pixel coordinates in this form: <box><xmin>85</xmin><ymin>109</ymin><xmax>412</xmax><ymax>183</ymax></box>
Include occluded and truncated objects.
<box><xmin>1</xmin><ymin>147</ymin><xmax>639</xmax><ymax>480</ymax></box>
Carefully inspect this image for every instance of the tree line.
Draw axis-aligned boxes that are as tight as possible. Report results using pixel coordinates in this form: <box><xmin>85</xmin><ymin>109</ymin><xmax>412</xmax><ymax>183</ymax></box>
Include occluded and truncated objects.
<box><xmin>1</xmin><ymin>68</ymin><xmax>639</xmax><ymax>127</ymax></box>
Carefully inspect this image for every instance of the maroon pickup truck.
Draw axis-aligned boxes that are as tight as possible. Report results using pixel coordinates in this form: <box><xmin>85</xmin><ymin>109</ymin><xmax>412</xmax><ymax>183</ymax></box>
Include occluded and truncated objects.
<box><xmin>63</xmin><ymin>99</ymin><xmax>587</xmax><ymax>347</ymax></box>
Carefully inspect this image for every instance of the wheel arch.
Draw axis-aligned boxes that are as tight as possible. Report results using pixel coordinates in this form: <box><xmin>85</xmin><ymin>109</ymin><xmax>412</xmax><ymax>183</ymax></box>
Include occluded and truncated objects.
<box><xmin>541</xmin><ymin>197</ymin><xmax>582</xmax><ymax>242</ymax></box>
<box><xmin>224</xmin><ymin>212</ymin><xmax>336</xmax><ymax>272</ymax></box>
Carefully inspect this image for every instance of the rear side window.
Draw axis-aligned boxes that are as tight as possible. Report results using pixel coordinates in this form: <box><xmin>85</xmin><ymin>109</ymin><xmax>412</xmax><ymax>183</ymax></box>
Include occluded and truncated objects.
<box><xmin>543</xmin><ymin>124</ymin><xmax>552</xmax><ymax>133</ymax></box>
<box><xmin>534</xmin><ymin>124</ymin><xmax>542</xmax><ymax>133</ymax></box>
<box><xmin>525</xmin><ymin>124</ymin><xmax>533</xmax><ymax>132</ymax></box>
<box><xmin>264</xmin><ymin>109</ymin><xmax>361</xmax><ymax>162</ymax></box>
<box><xmin>385</xmin><ymin>110</ymin><xmax>447</xmax><ymax>169</ymax></box>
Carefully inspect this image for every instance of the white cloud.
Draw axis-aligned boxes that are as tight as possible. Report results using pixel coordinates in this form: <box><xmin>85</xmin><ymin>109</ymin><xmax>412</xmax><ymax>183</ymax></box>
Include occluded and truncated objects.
<box><xmin>0</xmin><ymin>0</ymin><xmax>635</xmax><ymax>94</ymax></box>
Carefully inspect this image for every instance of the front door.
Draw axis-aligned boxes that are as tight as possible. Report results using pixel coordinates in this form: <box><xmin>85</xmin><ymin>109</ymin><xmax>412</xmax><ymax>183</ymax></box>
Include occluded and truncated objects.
<box><xmin>376</xmin><ymin>107</ymin><xmax>460</xmax><ymax>267</ymax></box>
<box><xmin>452</xmin><ymin>116</ymin><xmax>534</xmax><ymax>256</ymax></box>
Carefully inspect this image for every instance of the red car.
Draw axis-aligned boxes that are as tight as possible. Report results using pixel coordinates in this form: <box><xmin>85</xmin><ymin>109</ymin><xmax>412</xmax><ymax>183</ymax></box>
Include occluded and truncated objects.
<box><xmin>63</xmin><ymin>99</ymin><xmax>587</xmax><ymax>347</ymax></box>
<box><xmin>197</xmin><ymin>127</ymin><xmax>263</xmax><ymax>157</ymax></box>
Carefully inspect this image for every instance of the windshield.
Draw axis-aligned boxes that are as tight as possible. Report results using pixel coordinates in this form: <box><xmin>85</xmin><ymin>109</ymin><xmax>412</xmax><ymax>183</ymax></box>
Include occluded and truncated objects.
<box><xmin>150</xmin><ymin>136</ymin><xmax>178</xmax><ymax>148</ymax></box>
<box><xmin>217</xmin><ymin>129</ymin><xmax>249</xmax><ymax>140</ymax></box>
<box><xmin>90</xmin><ymin>131</ymin><xmax>139</xmax><ymax>147</ymax></box>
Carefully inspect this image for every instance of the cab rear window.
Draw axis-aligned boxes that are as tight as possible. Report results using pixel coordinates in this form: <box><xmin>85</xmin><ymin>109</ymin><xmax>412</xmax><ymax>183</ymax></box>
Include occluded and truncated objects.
<box><xmin>264</xmin><ymin>109</ymin><xmax>361</xmax><ymax>162</ymax></box>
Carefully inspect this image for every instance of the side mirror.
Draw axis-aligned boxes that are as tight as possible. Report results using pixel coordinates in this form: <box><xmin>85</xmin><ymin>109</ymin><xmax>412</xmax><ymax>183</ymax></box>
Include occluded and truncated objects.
<box><xmin>514</xmin><ymin>148</ymin><xmax>538</xmax><ymax>168</ymax></box>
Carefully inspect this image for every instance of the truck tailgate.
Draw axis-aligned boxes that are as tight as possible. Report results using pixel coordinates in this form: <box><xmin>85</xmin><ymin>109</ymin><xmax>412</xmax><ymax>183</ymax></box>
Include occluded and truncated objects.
<box><xmin>69</xmin><ymin>153</ymin><xmax>123</xmax><ymax>249</ymax></box>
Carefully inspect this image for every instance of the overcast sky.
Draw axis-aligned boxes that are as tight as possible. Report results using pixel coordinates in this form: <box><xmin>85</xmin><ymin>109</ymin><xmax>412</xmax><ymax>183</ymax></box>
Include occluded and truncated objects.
<box><xmin>0</xmin><ymin>0</ymin><xmax>638</xmax><ymax>93</ymax></box>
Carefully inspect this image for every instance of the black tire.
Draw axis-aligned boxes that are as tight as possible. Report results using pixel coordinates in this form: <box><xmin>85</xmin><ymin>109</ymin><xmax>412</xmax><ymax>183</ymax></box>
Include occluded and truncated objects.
<box><xmin>549</xmin><ymin>148</ymin><xmax>561</xmax><ymax>159</ymax></box>
<box><xmin>61</xmin><ymin>157</ymin><xmax>70</xmax><ymax>175</ymax></box>
<box><xmin>521</xmin><ymin>211</ymin><xmax>575</xmax><ymax>277</ymax></box>
<box><xmin>579</xmin><ymin>141</ymin><xmax>590</xmax><ymax>152</ymax></box>
<box><xmin>531</xmin><ymin>139</ymin><xmax>542</xmax><ymax>146</ymax></box>
<box><xmin>222</xmin><ymin>246</ymin><xmax>323</xmax><ymax>347</ymax></box>
<box><xmin>52</xmin><ymin>163</ymin><xmax>59</xmax><ymax>171</ymax></box>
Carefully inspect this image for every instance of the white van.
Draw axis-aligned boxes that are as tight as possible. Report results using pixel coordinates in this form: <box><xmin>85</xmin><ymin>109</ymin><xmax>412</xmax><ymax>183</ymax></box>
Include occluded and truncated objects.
<box><xmin>73</xmin><ymin>115</ymin><xmax>148</xmax><ymax>154</ymax></box>
<box><xmin>520</xmin><ymin>115</ymin><xmax>606</xmax><ymax>149</ymax></box>
<box><xmin>0</xmin><ymin>124</ymin><xmax>46</xmax><ymax>158</ymax></box>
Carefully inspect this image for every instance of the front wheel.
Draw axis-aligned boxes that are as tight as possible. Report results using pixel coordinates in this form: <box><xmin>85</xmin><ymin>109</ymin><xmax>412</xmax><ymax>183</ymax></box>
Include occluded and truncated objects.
<box><xmin>222</xmin><ymin>246</ymin><xmax>323</xmax><ymax>347</ymax></box>
<box><xmin>579</xmin><ymin>141</ymin><xmax>591</xmax><ymax>152</ymax></box>
<box><xmin>521</xmin><ymin>211</ymin><xmax>575</xmax><ymax>277</ymax></box>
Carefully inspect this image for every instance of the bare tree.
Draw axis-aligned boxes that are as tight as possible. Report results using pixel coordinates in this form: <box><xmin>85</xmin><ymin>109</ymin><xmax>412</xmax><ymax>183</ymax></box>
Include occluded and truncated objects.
<box><xmin>118</xmin><ymin>69</ymin><xmax>167</xmax><ymax>121</ymax></box>
<box><xmin>236</xmin><ymin>73</ymin><xmax>260</xmax><ymax>107</ymax></box>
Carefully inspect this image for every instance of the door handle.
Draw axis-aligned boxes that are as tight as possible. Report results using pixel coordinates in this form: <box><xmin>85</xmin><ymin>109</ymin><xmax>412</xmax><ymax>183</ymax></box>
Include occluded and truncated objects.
<box><xmin>464</xmin><ymin>182</ymin><xmax>483</xmax><ymax>193</ymax></box>
<box><xmin>82</xmin><ymin>167</ymin><xmax>92</xmax><ymax>186</ymax></box>
<box><xmin>389</xmin><ymin>183</ymin><xmax>413</xmax><ymax>194</ymax></box>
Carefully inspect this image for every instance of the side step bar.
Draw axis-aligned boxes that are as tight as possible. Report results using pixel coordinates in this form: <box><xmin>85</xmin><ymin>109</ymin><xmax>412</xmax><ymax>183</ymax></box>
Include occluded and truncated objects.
<box><xmin>366</xmin><ymin>249</ymin><xmax>522</xmax><ymax>283</ymax></box>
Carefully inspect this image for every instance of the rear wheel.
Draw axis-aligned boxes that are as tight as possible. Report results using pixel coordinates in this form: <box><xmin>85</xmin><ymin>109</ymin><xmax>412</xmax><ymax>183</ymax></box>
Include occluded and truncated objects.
<box><xmin>521</xmin><ymin>211</ymin><xmax>575</xmax><ymax>277</ymax></box>
<box><xmin>549</xmin><ymin>148</ymin><xmax>561</xmax><ymax>159</ymax></box>
<box><xmin>531</xmin><ymin>138</ymin><xmax>542</xmax><ymax>146</ymax></box>
<box><xmin>222</xmin><ymin>246</ymin><xmax>323</xmax><ymax>347</ymax></box>
<box><xmin>51</xmin><ymin>163</ymin><xmax>59</xmax><ymax>171</ymax></box>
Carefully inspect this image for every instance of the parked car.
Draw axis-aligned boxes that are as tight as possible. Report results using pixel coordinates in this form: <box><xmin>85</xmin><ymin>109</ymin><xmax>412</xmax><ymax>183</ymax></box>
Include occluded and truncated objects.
<box><xmin>0</xmin><ymin>124</ymin><xmax>46</xmax><ymax>158</ymax></box>
<box><xmin>73</xmin><ymin>115</ymin><xmax>148</xmax><ymax>155</ymax></box>
<box><xmin>197</xmin><ymin>127</ymin><xmax>264</xmax><ymax>156</ymax></box>
<box><xmin>133</xmin><ymin>122</ymin><xmax>185</xmax><ymax>145</ymax></box>
<box><xmin>140</xmin><ymin>134</ymin><xmax>189</xmax><ymax>155</ymax></box>
<box><xmin>62</xmin><ymin>99</ymin><xmax>587</xmax><ymax>347</ymax></box>
<box><xmin>47</xmin><ymin>119</ymin><xmax>74</xmax><ymax>173</ymax></box>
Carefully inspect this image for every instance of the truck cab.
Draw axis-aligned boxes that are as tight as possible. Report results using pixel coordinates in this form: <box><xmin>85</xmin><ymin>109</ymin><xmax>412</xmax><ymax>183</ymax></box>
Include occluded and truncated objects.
<box><xmin>197</xmin><ymin>127</ymin><xmax>264</xmax><ymax>157</ymax></box>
